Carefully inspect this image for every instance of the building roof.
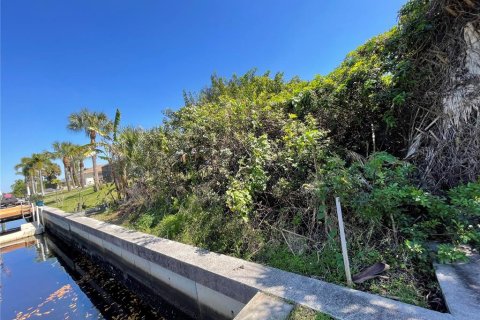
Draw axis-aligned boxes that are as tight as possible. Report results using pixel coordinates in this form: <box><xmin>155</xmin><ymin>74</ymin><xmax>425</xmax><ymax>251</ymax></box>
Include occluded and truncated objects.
<box><xmin>83</xmin><ymin>164</ymin><xmax>109</xmax><ymax>175</ymax></box>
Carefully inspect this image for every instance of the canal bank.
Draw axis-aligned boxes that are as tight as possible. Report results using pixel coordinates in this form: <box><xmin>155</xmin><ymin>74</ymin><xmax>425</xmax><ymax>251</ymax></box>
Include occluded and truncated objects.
<box><xmin>0</xmin><ymin>234</ymin><xmax>189</xmax><ymax>319</ymax></box>
<box><xmin>42</xmin><ymin>206</ymin><xmax>455</xmax><ymax>320</ymax></box>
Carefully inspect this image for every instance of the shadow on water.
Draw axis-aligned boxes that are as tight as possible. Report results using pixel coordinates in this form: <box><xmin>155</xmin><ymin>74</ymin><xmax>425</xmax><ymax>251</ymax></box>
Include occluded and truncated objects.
<box><xmin>0</xmin><ymin>233</ymin><xmax>192</xmax><ymax>320</ymax></box>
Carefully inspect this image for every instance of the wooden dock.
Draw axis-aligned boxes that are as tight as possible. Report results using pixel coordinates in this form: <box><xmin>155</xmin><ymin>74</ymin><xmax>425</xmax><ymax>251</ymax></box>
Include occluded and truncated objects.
<box><xmin>0</xmin><ymin>205</ymin><xmax>32</xmax><ymax>223</ymax></box>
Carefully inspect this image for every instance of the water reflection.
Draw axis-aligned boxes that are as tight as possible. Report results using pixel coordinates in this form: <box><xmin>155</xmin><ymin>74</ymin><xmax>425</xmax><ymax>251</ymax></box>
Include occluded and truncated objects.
<box><xmin>1</xmin><ymin>234</ymin><xmax>190</xmax><ymax>319</ymax></box>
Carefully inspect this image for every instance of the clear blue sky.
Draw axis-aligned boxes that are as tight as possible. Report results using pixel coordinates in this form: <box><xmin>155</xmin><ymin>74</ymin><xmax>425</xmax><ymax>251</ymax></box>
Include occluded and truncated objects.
<box><xmin>1</xmin><ymin>0</ymin><xmax>406</xmax><ymax>191</ymax></box>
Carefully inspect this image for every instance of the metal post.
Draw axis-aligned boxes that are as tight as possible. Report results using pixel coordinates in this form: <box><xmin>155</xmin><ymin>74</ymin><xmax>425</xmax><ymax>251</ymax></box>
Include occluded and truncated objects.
<box><xmin>335</xmin><ymin>197</ymin><xmax>353</xmax><ymax>286</ymax></box>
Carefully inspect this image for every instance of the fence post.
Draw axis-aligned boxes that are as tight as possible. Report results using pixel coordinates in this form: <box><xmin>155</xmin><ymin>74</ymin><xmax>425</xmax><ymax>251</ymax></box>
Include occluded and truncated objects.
<box><xmin>335</xmin><ymin>197</ymin><xmax>353</xmax><ymax>286</ymax></box>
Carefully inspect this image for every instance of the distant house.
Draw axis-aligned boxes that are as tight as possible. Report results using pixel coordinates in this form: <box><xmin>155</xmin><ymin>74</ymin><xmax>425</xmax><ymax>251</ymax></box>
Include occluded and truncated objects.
<box><xmin>83</xmin><ymin>164</ymin><xmax>112</xmax><ymax>186</ymax></box>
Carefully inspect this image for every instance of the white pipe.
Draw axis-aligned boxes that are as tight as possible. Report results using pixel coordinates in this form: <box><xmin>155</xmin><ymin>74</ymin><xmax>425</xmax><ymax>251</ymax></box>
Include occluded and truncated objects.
<box><xmin>335</xmin><ymin>197</ymin><xmax>353</xmax><ymax>286</ymax></box>
<box><xmin>39</xmin><ymin>240</ymin><xmax>46</xmax><ymax>261</ymax></box>
<box><xmin>36</xmin><ymin>206</ymin><xmax>40</xmax><ymax>228</ymax></box>
<box><xmin>40</xmin><ymin>207</ymin><xmax>45</xmax><ymax>227</ymax></box>
<box><xmin>43</xmin><ymin>236</ymin><xmax>49</xmax><ymax>254</ymax></box>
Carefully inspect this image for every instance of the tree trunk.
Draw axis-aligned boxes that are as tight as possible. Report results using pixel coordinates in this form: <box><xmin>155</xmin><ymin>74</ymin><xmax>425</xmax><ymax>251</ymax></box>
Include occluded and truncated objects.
<box><xmin>31</xmin><ymin>174</ymin><xmax>36</xmax><ymax>194</ymax></box>
<box><xmin>75</xmin><ymin>161</ymin><xmax>80</xmax><ymax>186</ymax></box>
<box><xmin>92</xmin><ymin>154</ymin><xmax>100</xmax><ymax>192</ymax></box>
<box><xmin>25</xmin><ymin>177</ymin><xmax>31</xmax><ymax>197</ymax></box>
<box><xmin>64</xmin><ymin>164</ymin><xmax>71</xmax><ymax>192</ymax></box>
<box><xmin>80</xmin><ymin>160</ymin><xmax>85</xmax><ymax>188</ymax></box>
<box><xmin>121</xmin><ymin>165</ymin><xmax>128</xmax><ymax>199</ymax></box>
<box><xmin>90</xmin><ymin>133</ymin><xmax>100</xmax><ymax>192</ymax></box>
<box><xmin>38</xmin><ymin>170</ymin><xmax>45</xmax><ymax>195</ymax></box>
<box><xmin>109</xmin><ymin>159</ymin><xmax>121</xmax><ymax>199</ymax></box>
<box><xmin>70</xmin><ymin>162</ymin><xmax>79</xmax><ymax>187</ymax></box>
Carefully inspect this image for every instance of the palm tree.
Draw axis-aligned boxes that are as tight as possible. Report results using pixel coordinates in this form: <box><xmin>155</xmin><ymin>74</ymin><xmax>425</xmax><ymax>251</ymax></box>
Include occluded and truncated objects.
<box><xmin>16</xmin><ymin>153</ymin><xmax>52</xmax><ymax>196</ymax></box>
<box><xmin>52</xmin><ymin>141</ymin><xmax>75</xmax><ymax>191</ymax></box>
<box><xmin>70</xmin><ymin>143</ymin><xmax>91</xmax><ymax>189</ymax></box>
<box><xmin>30</xmin><ymin>152</ymin><xmax>51</xmax><ymax>195</ymax></box>
<box><xmin>67</xmin><ymin>109</ymin><xmax>111</xmax><ymax>192</ymax></box>
<box><xmin>115</xmin><ymin>126</ymin><xmax>141</xmax><ymax>198</ymax></box>
<box><xmin>15</xmin><ymin>156</ymin><xmax>36</xmax><ymax>195</ymax></box>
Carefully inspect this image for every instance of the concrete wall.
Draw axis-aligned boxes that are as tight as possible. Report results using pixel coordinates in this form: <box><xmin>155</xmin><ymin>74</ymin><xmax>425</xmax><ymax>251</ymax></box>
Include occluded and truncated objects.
<box><xmin>43</xmin><ymin>207</ymin><xmax>253</xmax><ymax>319</ymax></box>
<box><xmin>42</xmin><ymin>206</ymin><xmax>453</xmax><ymax>320</ymax></box>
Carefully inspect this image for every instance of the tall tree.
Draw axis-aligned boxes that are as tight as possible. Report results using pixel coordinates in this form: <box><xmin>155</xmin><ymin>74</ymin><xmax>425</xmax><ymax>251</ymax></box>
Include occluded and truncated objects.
<box><xmin>30</xmin><ymin>152</ymin><xmax>53</xmax><ymax>195</ymax></box>
<box><xmin>52</xmin><ymin>141</ymin><xmax>74</xmax><ymax>191</ymax></box>
<box><xmin>11</xmin><ymin>179</ymin><xmax>26</xmax><ymax>198</ymax></box>
<box><xmin>115</xmin><ymin>126</ymin><xmax>141</xmax><ymax>199</ymax></box>
<box><xmin>70</xmin><ymin>143</ymin><xmax>91</xmax><ymax>189</ymax></box>
<box><xmin>99</xmin><ymin>109</ymin><xmax>122</xmax><ymax>198</ymax></box>
<box><xmin>67</xmin><ymin>109</ymin><xmax>111</xmax><ymax>192</ymax></box>
<box><xmin>14</xmin><ymin>157</ymin><xmax>36</xmax><ymax>195</ymax></box>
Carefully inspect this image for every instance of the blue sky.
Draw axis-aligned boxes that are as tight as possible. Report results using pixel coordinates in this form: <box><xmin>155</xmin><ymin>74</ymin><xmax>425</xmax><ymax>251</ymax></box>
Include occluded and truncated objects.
<box><xmin>1</xmin><ymin>0</ymin><xmax>406</xmax><ymax>191</ymax></box>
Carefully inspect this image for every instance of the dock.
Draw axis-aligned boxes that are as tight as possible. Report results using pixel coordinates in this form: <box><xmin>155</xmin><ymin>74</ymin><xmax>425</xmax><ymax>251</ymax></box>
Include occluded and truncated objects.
<box><xmin>0</xmin><ymin>204</ymin><xmax>44</xmax><ymax>245</ymax></box>
<box><xmin>0</xmin><ymin>205</ymin><xmax>32</xmax><ymax>223</ymax></box>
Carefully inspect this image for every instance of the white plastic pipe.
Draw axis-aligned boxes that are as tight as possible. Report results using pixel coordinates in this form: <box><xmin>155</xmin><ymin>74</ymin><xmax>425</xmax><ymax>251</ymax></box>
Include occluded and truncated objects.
<box><xmin>40</xmin><ymin>207</ymin><xmax>45</xmax><ymax>227</ymax></box>
<box><xmin>335</xmin><ymin>197</ymin><xmax>353</xmax><ymax>286</ymax></box>
<box><xmin>36</xmin><ymin>206</ymin><xmax>40</xmax><ymax>228</ymax></box>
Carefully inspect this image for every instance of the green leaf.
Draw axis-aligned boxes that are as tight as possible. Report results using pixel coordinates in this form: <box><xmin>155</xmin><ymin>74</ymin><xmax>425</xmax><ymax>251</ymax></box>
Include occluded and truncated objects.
<box><xmin>328</xmin><ymin>228</ymin><xmax>338</xmax><ymax>240</ymax></box>
<box><xmin>317</xmin><ymin>205</ymin><xmax>326</xmax><ymax>220</ymax></box>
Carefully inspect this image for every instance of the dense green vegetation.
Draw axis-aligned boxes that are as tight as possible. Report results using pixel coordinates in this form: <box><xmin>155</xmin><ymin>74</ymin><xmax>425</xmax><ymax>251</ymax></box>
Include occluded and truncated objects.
<box><xmin>10</xmin><ymin>179</ymin><xmax>27</xmax><ymax>197</ymax></box>
<box><xmin>15</xmin><ymin>0</ymin><xmax>479</xmax><ymax>310</ymax></box>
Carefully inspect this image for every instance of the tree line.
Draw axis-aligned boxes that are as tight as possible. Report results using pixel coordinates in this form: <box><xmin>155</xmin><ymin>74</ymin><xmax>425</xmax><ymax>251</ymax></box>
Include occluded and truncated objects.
<box><xmin>13</xmin><ymin>108</ymin><xmax>130</xmax><ymax>200</ymax></box>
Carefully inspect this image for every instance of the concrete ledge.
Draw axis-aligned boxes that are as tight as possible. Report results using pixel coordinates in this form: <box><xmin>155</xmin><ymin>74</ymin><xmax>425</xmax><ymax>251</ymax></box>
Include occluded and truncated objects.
<box><xmin>42</xmin><ymin>206</ymin><xmax>454</xmax><ymax>320</ymax></box>
<box><xmin>0</xmin><ymin>223</ymin><xmax>43</xmax><ymax>245</ymax></box>
<box><xmin>434</xmin><ymin>250</ymin><xmax>480</xmax><ymax>320</ymax></box>
<box><xmin>234</xmin><ymin>292</ymin><xmax>293</xmax><ymax>320</ymax></box>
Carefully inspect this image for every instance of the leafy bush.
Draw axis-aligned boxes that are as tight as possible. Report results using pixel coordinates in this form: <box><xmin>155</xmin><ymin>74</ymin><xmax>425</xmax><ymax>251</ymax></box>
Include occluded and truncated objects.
<box><xmin>436</xmin><ymin>244</ymin><xmax>468</xmax><ymax>264</ymax></box>
<box><xmin>105</xmin><ymin>1</ymin><xmax>480</xmax><ymax>308</ymax></box>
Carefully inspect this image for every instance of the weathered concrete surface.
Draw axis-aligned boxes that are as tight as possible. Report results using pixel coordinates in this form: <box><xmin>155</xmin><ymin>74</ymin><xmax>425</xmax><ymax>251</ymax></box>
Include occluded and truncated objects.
<box><xmin>434</xmin><ymin>250</ymin><xmax>480</xmax><ymax>320</ymax></box>
<box><xmin>0</xmin><ymin>223</ymin><xmax>43</xmax><ymax>245</ymax></box>
<box><xmin>234</xmin><ymin>292</ymin><xmax>293</xmax><ymax>320</ymax></box>
<box><xmin>42</xmin><ymin>206</ymin><xmax>454</xmax><ymax>320</ymax></box>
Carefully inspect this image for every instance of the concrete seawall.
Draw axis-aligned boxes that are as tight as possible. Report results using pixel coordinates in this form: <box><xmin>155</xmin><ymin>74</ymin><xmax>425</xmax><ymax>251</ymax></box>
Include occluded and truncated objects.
<box><xmin>42</xmin><ymin>206</ymin><xmax>454</xmax><ymax>320</ymax></box>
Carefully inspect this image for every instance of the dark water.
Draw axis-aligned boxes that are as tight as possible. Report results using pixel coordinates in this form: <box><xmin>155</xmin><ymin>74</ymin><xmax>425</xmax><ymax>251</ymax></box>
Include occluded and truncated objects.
<box><xmin>0</xmin><ymin>228</ymin><xmax>191</xmax><ymax>319</ymax></box>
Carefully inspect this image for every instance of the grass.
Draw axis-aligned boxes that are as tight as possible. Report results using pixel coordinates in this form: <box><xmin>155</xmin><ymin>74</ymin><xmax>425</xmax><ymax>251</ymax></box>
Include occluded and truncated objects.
<box><xmin>87</xmin><ymin>204</ymin><xmax>440</xmax><ymax>311</ymax></box>
<box><xmin>93</xmin><ymin>209</ymin><xmax>131</xmax><ymax>226</ymax></box>
<box><xmin>288</xmin><ymin>305</ymin><xmax>334</xmax><ymax>320</ymax></box>
<box><xmin>256</xmin><ymin>243</ymin><xmax>431</xmax><ymax>308</ymax></box>
<box><xmin>43</xmin><ymin>184</ymin><xmax>116</xmax><ymax>212</ymax></box>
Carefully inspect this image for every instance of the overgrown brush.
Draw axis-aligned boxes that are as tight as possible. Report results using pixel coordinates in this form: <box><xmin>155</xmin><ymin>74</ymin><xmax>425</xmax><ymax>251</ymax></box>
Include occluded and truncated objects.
<box><xmin>101</xmin><ymin>0</ymin><xmax>480</xmax><ymax>310</ymax></box>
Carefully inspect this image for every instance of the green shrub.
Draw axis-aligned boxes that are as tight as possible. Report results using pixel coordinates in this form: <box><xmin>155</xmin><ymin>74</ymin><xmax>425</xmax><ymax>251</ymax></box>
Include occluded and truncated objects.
<box><xmin>436</xmin><ymin>244</ymin><xmax>468</xmax><ymax>264</ymax></box>
<box><xmin>156</xmin><ymin>214</ymin><xmax>185</xmax><ymax>239</ymax></box>
<box><xmin>134</xmin><ymin>213</ymin><xmax>156</xmax><ymax>233</ymax></box>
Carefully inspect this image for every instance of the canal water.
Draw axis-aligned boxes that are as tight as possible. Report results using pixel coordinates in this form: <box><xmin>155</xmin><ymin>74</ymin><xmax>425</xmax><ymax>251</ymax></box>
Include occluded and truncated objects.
<box><xmin>0</xmin><ymin>220</ymin><xmax>192</xmax><ymax>320</ymax></box>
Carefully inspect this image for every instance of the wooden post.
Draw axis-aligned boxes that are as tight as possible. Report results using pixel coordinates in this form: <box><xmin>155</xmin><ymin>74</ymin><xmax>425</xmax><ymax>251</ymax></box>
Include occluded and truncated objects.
<box><xmin>335</xmin><ymin>197</ymin><xmax>353</xmax><ymax>286</ymax></box>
